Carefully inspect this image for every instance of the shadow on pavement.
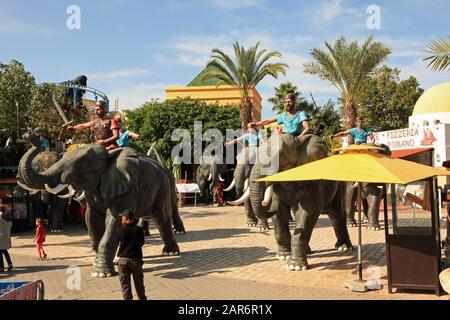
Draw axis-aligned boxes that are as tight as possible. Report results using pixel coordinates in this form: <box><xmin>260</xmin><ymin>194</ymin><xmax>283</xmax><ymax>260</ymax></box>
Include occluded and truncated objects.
<box><xmin>143</xmin><ymin>246</ymin><xmax>270</xmax><ymax>279</ymax></box>
<box><xmin>309</xmin><ymin>242</ymin><xmax>387</xmax><ymax>272</ymax></box>
<box><xmin>173</xmin><ymin>228</ymin><xmax>256</xmax><ymax>243</ymax></box>
<box><xmin>0</xmin><ymin>263</ymin><xmax>90</xmax><ymax>278</ymax></box>
<box><xmin>13</xmin><ymin>239</ymin><xmax>92</xmax><ymax>249</ymax></box>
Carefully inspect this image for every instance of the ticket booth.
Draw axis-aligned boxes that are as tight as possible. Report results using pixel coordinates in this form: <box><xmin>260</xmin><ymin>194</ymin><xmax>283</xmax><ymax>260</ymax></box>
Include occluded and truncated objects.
<box><xmin>383</xmin><ymin>177</ymin><xmax>442</xmax><ymax>295</ymax></box>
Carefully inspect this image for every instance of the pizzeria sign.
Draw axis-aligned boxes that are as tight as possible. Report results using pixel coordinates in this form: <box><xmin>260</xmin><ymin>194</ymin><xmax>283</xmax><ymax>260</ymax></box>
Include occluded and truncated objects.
<box><xmin>373</xmin><ymin>127</ymin><xmax>439</xmax><ymax>150</ymax></box>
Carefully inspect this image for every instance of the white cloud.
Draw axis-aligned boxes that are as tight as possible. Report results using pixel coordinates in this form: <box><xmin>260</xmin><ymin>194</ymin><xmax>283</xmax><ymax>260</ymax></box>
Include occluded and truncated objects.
<box><xmin>108</xmin><ymin>83</ymin><xmax>168</xmax><ymax>109</ymax></box>
<box><xmin>376</xmin><ymin>35</ymin><xmax>428</xmax><ymax>58</ymax></box>
<box><xmin>89</xmin><ymin>69</ymin><xmax>152</xmax><ymax>82</ymax></box>
<box><xmin>399</xmin><ymin>59</ymin><xmax>450</xmax><ymax>90</ymax></box>
<box><xmin>314</xmin><ymin>0</ymin><xmax>359</xmax><ymax>23</ymax></box>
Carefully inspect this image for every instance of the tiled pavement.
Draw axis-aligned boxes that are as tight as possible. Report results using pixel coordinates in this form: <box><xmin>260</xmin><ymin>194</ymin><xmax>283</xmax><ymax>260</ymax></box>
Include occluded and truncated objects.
<box><xmin>1</xmin><ymin>205</ymin><xmax>448</xmax><ymax>300</ymax></box>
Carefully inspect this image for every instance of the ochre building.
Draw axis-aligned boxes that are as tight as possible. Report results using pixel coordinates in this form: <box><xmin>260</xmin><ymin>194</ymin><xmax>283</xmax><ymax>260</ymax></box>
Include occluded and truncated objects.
<box><xmin>165</xmin><ymin>66</ymin><xmax>262</xmax><ymax>121</ymax></box>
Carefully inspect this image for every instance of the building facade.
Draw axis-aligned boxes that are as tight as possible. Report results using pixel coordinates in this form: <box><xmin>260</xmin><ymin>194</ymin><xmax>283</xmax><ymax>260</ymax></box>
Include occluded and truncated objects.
<box><xmin>165</xmin><ymin>66</ymin><xmax>263</xmax><ymax>121</ymax></box>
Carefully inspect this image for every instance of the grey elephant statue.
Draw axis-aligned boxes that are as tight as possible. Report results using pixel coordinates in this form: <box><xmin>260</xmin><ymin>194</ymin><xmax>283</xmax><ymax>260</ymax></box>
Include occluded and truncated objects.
<box><xmin>345</xmin><ymin>143</ymin><xmax>391</xmax><ymax>231</ymax></box>
<box><xmin>225</xmin><ymin>148</ymin><xmax>269</xmax><ymax>230</ymax></box>
<box><xmin>18</xmin><ymin>132</ymin><xmax>185</xmax><ymax>277</ymax></box>
<box><xmin>250</xmin><ymin>134</ymin><xmax>353</xmax><ymax>271</ymax></box>
<box><xmin>195</xmin><ymin>156</ymin><xmax>229</xmax><ymax>205</ymax></box>
<box><xmin>17</xmin><ymin>150</ymin><xmax>71</xmax><ymax>232</ymax></box>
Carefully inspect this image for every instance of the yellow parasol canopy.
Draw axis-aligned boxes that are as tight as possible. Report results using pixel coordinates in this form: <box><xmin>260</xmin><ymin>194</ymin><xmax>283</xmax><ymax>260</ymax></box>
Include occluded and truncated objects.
<box><xmin>258</xmin><ymin>145</ymin><xmax>450</xmax><ymax>184</ymax></box>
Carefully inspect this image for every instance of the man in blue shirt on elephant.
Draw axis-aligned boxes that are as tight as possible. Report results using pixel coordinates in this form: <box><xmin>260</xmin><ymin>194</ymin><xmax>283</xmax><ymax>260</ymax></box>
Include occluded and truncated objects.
<box><xmin>250</xmin><ymin>93</ymin><xmax>310</xmax><ymax>137</ymax></box>
<box><xmin>332</xmin><ymin>116</ymin><xmax>374</xmax><ymax>144</ymax></box>
<box><xmin>225</xmin><ymin>123</ymin><xmax>265</xmax><ymax>148</ymax></box>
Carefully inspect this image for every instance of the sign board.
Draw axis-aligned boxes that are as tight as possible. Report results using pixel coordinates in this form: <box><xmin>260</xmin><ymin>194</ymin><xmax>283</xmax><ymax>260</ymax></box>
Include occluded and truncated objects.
<box><xmin>176</xmin><ymin>184</ymin><xmax>201</xmax><ymax>194</ymax></box>
<box><xmin>373</xmin><ymin>126</ymin><xmax>443</xmax><ymax>151</ymax></box>
<box><xmin>0</xmin><ymin>281</ymin><xmax>43</xmax><ymax>300</ymax></box>
<box><xmin>0</xmin><ymin>282</ymin><xmax>24</xmax><ymax>296</ymax></box>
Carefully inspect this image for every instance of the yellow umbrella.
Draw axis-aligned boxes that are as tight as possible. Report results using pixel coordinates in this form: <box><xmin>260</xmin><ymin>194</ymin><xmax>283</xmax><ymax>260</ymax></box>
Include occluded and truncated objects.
<box><xmin>257</xmin><ymin>145</ymin><xmax>450</xmax><ymax>290</ymax></box>
<box><xmin>258</xmin><ymin>146</ymin><xmax>449</xmax><ymax>184</ymax></box>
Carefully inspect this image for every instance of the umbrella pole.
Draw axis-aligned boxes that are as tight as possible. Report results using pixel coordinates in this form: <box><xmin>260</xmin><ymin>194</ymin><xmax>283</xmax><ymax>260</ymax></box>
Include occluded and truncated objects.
<box><xmin>357</xmin><ymin>182</ymin><xmax>363</xmax><ymax>282</ymax></box>
<box><xmin>345</xmin><ymin>182</ymin><xmax>368</xmax><ymax>292</ymax></box>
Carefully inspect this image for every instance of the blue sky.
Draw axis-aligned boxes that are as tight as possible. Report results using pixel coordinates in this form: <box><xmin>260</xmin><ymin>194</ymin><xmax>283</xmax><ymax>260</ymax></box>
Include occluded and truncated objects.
<box><xmin>1</xmin><ymin>0</ymin><xmax>449</xmax><ymax>119</ymax></box>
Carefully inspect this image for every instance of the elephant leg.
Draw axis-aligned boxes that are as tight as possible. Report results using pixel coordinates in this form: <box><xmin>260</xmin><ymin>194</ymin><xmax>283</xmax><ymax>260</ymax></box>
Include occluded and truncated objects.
<box><xmin>171</xmin><ymin>191</ymin><xmax>186</xmax><ymax>234</ymax></box>
<box><xmin>326</xmin><ymin>211</ymin><xmax>353</xmax><ymax>252</ymax></box>
<box><xmin>327</xmin><ymin>186</ymin><xmax>353</xmax><ymax>252</ymax></box>
<box><xmin>345</xmin><ymin>185</ymin><xmax>358</xmax><ymax>227</ymax></box>
<box><xmin>288</xmin><ymin>205</ymin><xmax>319</xmax><ymax>271</ymax></box>
<box><xmin>256</xmin><ymin>214</ymin><xmax>270</xmax><ymax>231</ymax></box>
<box><xmin>172</xmin><ymin>210</ymin><xmax>186</xmax><ymax>234</ymax></box>
<box><xmin>366</xmin><ymin>186</ymin><xmax>382</xmax><ymax>230</ymax></box>
<box><xmin>96</xmin><ymin>209</ymin><xmax>119</xmax><ymax>277</ymax></box>
<box><xmin>272</xmin><ymin>201</ymin><xmax>291</xmax><ymax>260</ymax></box>
<box><xmin>154</xmin><ymin>199</ymin><xmax>180</xmax><ymax>255</ymax></box>
<box><xmin>85</xmin><ymin>206</ymin><xmax>105</xmax><ymax>268</ymax></box>
<box><xmin>244</xmin><ymin>199</ymin><xmax>258</xmax><ymax>227</ymax></box>
<box><xmin>362</xmin><ymin>199</ymin><xmax>369</xmax><ymax>222</ymax></box>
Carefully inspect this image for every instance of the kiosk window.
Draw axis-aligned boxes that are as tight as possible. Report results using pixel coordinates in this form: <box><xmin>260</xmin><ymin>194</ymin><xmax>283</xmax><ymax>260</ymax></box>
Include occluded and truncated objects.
<box><xmin>386</xmin><ymin>180</ymin><xmax>433</xmax><ymax>235</ymax></box>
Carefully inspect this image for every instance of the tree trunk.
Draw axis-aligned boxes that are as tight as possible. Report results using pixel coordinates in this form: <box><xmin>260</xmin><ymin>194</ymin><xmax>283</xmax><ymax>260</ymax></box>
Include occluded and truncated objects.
<box><xmin>343</xmin><ymin>99</ymin><xmax>357</xmax><ymax>144</ymax></box>
<box><xmin>240</xmin><ymin>97</ymin><xmax>253</xmax><ymax>129</ymax></box>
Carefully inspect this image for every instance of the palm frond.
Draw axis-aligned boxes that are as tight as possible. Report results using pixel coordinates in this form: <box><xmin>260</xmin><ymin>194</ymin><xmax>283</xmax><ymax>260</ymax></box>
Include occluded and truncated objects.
<box><xmin>424</xmin><ymin>36</ymin><xmax>450</xmax><ymax>71</ymax></box>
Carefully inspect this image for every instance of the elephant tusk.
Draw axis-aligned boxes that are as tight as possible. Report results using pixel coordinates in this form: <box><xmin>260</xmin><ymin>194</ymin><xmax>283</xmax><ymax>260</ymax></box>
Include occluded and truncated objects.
<box><xmin>17</xmin><ymin>180</ymin><xmax>41</xmax><ymax>193</ymax></box>
<box><xmin>45</xmin><ymin>183</ymin><xmax>68</xmax><ymax>195</ymax></box>
<box><xmin>207</xmin><ymin>173</ymin><xmax>212</xmax><ymax>181</ymax></box>
<box><xmin>68</xmin><ymin>185</ymin><xmax>77</xmax><ymax>197</ymax></box>
<box><xmin>58</xmin><ymin>193</ymin><xmax>72</xmax><ymax>199</ymax></box>
<box><xmin>228</xmin><ymin>187</ymin><xmax>250</xmax><ymax>206</ymax></box>
<box><xmin>223</xmin><ymin>178</ymin><xmax>235</xmax><ymax>192</ymax></box>
<box><xmin>29</xmin><ymin>190</ymin><xmax>39</xmax><ymax>195</ymax></box>
<box><xmin>74</xmin><ymin>191</ymin><xmax>85</xmax><ymax>202</ymax></box>
<box><xmin>218</xmin><ymin>174</ymin><xmax>225</xmax><ymax>182</ymax></box>
<box><xmin>262</xmin><ymin>186</ymin><xmax>273</xmax><ymax>207</ymax></box>
<box><xmin>243</xmin><ymin>178</ymin><xmax>249</xmax><ymax>191</ymax></box>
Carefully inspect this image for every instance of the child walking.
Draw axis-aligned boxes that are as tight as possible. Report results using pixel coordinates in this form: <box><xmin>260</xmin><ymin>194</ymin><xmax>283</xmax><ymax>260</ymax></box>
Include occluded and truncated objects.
<box><xmin>34</xmin><ymin>218</ymin><xmax>48</xmax><ymax>261</ymax></box>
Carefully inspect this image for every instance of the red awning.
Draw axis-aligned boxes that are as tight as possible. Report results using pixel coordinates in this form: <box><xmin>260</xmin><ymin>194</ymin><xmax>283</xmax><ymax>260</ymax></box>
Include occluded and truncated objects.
<box><xmin>391</xmin><ymin>148</ymin><xmax>433</xmax><ymax>159</ymax></box>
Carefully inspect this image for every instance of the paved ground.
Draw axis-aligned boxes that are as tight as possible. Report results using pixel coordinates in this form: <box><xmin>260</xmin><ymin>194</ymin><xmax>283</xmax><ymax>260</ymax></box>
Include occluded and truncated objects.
<box><xmin>1</xmin><ymin>205</ymin><xmax>448</xmax><ymax>300</ymax></box>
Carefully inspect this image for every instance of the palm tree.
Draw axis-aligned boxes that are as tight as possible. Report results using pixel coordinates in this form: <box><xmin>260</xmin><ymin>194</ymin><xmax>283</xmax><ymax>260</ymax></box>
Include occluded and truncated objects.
<box><xmin>268</xmin><ymin>82</ymin><xmax>301</xmax><ymax>113</ymax></box>
<box><xmin>424</xmin><ymin>35</ymin><xmax>450</xmax><ymax>71</ymax></box>
<box><xmin>202</xmin><ymin>41</ymin><xmax>288</xmax><ymax>129</ymax></box>
<box><xmin>303</xmin><ymin>35</ymin><xmax>391</xmax><ymax>132</ymax></box>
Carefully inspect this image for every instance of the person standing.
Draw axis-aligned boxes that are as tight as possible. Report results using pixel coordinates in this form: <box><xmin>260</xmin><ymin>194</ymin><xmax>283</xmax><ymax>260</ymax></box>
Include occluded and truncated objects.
<box><xmin>332</xmin><ymin>116</ymin><xmax>374</xmax><ymax>145</ymax></box>
<box><xmin>34</xmin><ymin>218</ymin><xmax>48</xmax><ymax>261</ymax></box>
<box><xmin>250</xmin><ymin>93</ymin><xmax>310</xmax><ymax>137</ymax></box>
<box><xmin>117</xmin><ymin>215</ymin><xmax>147</xmax><ymax>300</ymax></box>
<box><xmin>0</xmin><ymin>205</ymin><xmax>13</xmax><ymax>272</ymax></box>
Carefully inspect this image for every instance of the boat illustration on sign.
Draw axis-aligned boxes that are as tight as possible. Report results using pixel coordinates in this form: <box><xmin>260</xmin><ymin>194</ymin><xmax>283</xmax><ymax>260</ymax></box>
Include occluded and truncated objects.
<box><xmin>420</xmin><ymin>128</ymin><xmax>437</xmax><ymax>146</ymax></box>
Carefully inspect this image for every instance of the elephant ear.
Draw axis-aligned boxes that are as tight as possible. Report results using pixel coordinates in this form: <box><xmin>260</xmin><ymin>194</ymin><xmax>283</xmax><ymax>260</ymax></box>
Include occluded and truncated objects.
<box><xmin>100</xmin><ymin>148</ymin><xmax>140</xmax><ymax>199</ymax></box>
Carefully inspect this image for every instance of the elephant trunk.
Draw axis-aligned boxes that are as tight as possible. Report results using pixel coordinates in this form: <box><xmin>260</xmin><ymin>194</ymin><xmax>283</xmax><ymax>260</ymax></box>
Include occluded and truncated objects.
<box><xmin>249</xmin><ymin>164</ymin><xmax>275</xmax><ymax>220</ymax></box>
<box><xmin>233</xmin><ymin>163</ymin><xmax>248</xmax><ymax>198</ymax></box>
<box><xmin>19</xmin><ymin>145</ymin><xmax>63</xmax><ymax>190</ymax></box>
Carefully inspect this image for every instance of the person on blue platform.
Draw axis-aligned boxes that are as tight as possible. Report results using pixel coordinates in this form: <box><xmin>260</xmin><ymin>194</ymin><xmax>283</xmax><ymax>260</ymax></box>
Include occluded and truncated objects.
<box><xmin>250</xmin><ymin>93</ymin><xmax>310</xmax><ymax>137</ymax></box>
<box><xmin>332</xmin><ymin>116</ymin><xmax>374</xmax><ymax>144</ymax></box>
